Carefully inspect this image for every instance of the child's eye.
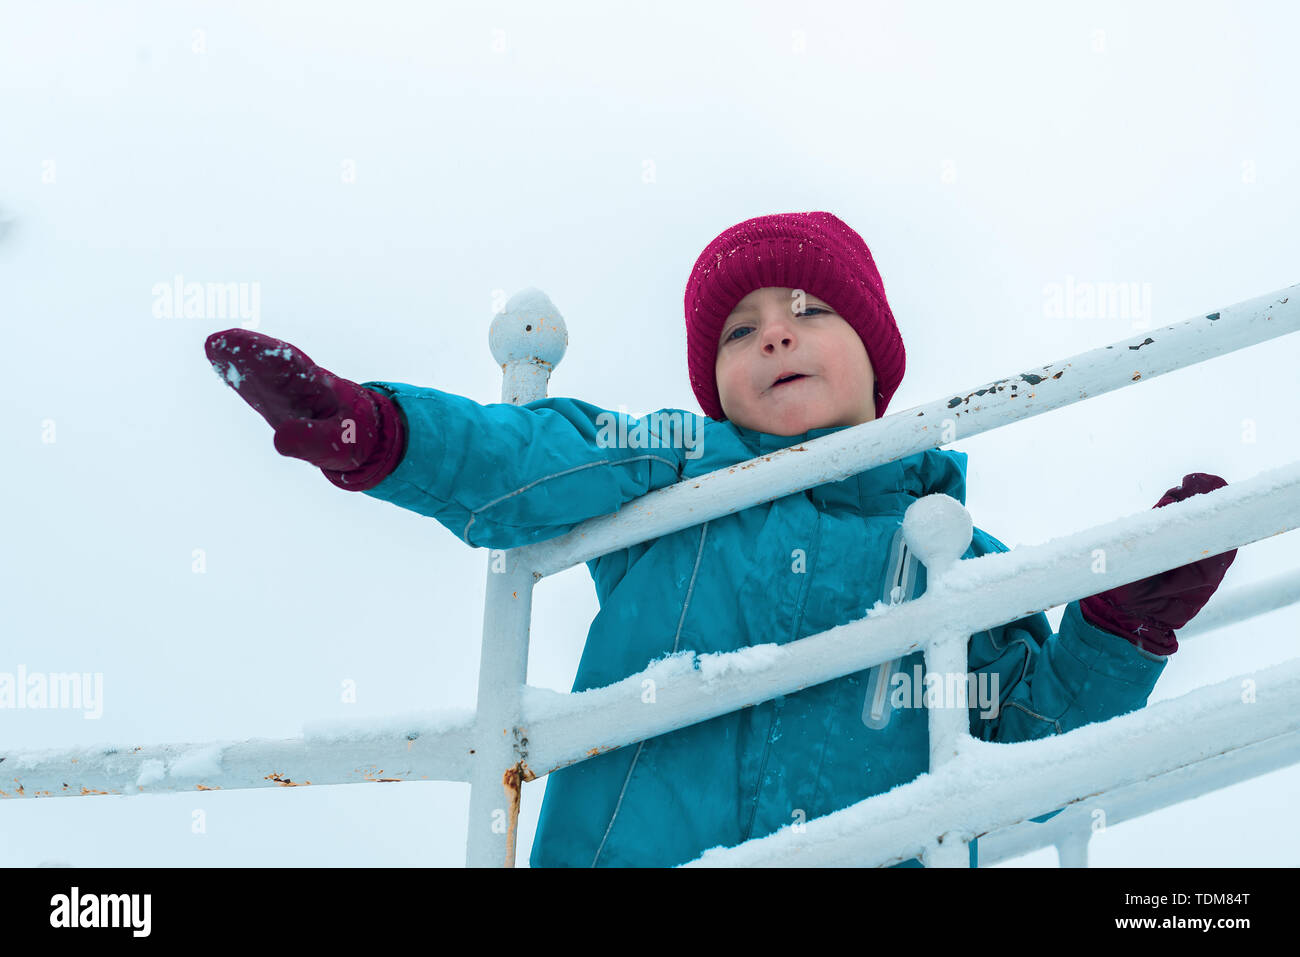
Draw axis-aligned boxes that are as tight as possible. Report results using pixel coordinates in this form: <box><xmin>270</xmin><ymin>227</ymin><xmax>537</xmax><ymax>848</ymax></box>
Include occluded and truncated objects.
<box><xmin>724</xmin><ymin>308</ymin><xmax>825</xmax><ymax>343</ymax></box>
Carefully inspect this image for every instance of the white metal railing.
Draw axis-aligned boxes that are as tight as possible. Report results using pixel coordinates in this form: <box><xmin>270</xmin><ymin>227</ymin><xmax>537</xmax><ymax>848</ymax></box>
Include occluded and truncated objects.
<box><xmin>683</xmin><ymin>652</ymin><xmax>1300</xmax><ymax>866</ymax></box>
<box><xmin>5</xmin><ymin>284</ymin><xmax>1299</xmax><ymax>869</ymax></box>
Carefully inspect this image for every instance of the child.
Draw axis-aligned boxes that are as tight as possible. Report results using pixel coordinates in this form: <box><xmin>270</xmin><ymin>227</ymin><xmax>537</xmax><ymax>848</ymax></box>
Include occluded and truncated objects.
<box><xmin>205</xmin><ymin>211</ymin><xmax>1236</xmax><ymax>868</ymax></box>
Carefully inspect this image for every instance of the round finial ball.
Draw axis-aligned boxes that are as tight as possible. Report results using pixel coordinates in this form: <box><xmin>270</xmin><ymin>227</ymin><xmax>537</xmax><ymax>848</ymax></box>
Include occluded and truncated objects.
<box><xmin>902</xmin><ymin>493</ymin><xmax>973</xmax><ymax>571</ymax></box>
<box><xmin>489</xmin><ymin>288</ymin><xmax>568</xmax><ymax>368</ymax></box>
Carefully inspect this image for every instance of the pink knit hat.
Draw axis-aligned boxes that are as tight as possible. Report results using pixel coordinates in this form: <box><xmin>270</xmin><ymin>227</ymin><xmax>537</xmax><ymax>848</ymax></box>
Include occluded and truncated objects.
<box><xmin>684</xmin><ymin>211</ymin><xmax>905</xmax><ymax>422</ymax></box>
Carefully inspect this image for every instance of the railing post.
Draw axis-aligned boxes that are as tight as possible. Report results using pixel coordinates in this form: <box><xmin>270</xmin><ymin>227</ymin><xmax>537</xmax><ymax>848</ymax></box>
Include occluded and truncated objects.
<box><xmin>465</xmin><ymin>289</ymin><xmax>567</xmax><ymax>867</ymax></box>
<box><xmin>1055</xmin><ymin>829</ymin><xmax>1091</xmax><ymax>868</ymax></box>
<box><xmin>904</xmin><ymin>494</ymin><xmax>976</xmax><ymax>868</ymax></box>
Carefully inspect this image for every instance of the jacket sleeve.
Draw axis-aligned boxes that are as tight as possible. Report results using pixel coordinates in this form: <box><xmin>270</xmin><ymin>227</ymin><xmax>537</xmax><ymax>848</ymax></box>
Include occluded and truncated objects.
<box><xmin>967</xmin><ymin>600</ymin><xmax>1168</xmax><ymax>744</ymax></box>
<box><xmin>963</xmin><ymin>528</ymin><xmax>1168</xmax><ymax>743</ymax></box>
<box><xmin>349</xmin><ymin>381</ymin><xmax>690</xmax><ymax>551</ymax></box>
<box><xmin>963</xmin><ymin>528</ymin><xmax>1169</xmax><ymax>824</ymax></box>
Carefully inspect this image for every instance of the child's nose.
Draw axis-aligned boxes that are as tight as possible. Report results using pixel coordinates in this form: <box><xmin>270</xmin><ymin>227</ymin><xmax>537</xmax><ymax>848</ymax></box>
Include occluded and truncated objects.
<box><xmin>760</xmin><ymin>317</ymin><xmax>797</xmax><ymax>347</ymax></box>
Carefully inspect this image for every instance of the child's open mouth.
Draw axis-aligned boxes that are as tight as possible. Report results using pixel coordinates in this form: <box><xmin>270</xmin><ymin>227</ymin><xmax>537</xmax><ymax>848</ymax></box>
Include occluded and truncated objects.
<box><xmin>770</xmin><ymin>373</ymin><xmax>810</xmax><ymax>390</ymax></box>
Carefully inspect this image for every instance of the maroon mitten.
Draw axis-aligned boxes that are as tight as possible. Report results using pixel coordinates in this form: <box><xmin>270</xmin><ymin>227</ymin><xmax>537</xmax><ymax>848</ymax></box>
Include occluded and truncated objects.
<box><xmin>1079</xmin><ymin>473</ymin><xmax>1237</xmax><ymax>655</ymax></box>
<box><xmin>204</xmin><ymin>329</ymin><xmax>405</xmax><ymax>490</ymax></box>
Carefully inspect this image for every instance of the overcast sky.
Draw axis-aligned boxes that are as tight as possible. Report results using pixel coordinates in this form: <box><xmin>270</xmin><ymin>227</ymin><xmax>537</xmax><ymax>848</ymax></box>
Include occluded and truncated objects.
<box><xmin>3</xmin><ymin>0</ymin><xmax>1298</xmax><ymax>867</ymax></box>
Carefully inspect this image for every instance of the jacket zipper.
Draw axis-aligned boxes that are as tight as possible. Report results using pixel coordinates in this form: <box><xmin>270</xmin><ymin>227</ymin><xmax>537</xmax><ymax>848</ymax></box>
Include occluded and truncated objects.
<box><xmin>592</xmin><ymin>521</ymin><xmax>711</xmax><ymax>865</ymax></box>
<box><xmin>743</xmin><ymin>694</ymin><xmax>785</xmax><ymax>841</ymax></box>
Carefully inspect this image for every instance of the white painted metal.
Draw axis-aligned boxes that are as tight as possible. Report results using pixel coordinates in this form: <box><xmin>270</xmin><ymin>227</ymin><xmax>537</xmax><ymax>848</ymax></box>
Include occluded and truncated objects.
<box><xmin>4</xmin><ymin>282</ymin><xmax>1298</xmax><ymax>872</ymax></box>
<box><xmin>1055</xmin><ymin>830</ymin><xmax>1091</xmax><ymax>868</ymax></box>
<box><xmin>517</xmin><ymin>283</ymin><xmax>1300</xmax><ymax>579</ymax></box>
<box><xmin>9</xmin><ymin>462</ymin><xmax>1295</xmax><ymax>812</ymax></box>
<box><xmin>906</xmin><ymin>494</ymin><xmax>975</xmax><ymax>868</ymax></box>
<box><xmin>511</xmin><ymin>461</ymin><xmax>1300</xmax><ymax>780</ymax></box>
<box><xmin>680</xmin><ymin>652</ymin><xmax>1300</xmax><ymax>866</ymax></box>
<box><xmin>465</xmin><ymin>289</ymin><xmax>567</xmax><ymax>867</ymax></box>
<box><xmin>978</xmin><ymin>727</ymin><xmax>1300</xmax><ymax>866</ymax></box>
<box><xmin>0</xmin><ymin>720</ymin><xmax>476</xmax><ymax>797</ymax></box>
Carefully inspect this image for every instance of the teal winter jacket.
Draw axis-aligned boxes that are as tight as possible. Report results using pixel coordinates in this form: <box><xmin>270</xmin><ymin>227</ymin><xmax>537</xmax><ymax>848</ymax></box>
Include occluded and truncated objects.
<box><xmin>352</xmin><ymin>381</ymin><xmax>1169</xmax><ymax>867</ymax></box>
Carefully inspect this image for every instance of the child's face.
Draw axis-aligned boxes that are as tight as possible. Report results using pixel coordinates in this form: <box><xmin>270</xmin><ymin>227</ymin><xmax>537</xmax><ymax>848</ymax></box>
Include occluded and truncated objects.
<box><xmin>714</xmin><ymin>287</ymin><xmax>877</xmax><ymax>436</ymax></box>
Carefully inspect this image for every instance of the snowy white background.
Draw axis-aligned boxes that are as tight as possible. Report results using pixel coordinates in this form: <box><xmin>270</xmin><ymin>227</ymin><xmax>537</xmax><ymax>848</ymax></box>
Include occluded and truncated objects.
<box><xmin>2</xmin><ymin>0</ymin><xmax>1298</xmax><ymax>867</ymax></box>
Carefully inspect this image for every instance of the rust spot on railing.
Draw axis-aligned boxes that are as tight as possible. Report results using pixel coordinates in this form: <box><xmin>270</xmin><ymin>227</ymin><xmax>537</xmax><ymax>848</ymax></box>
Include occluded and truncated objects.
<box><xmin>354</xmin><ymin>766</ymin><xmax>403</xmax><ymax>783</ymax></box>
<box><xmin>503</xmin><ymin>764</ymin><xmax>525</xmax><ymax>864</ymax></box>
<box><xmin>196</xmin><ymin>784</ymin><xmax>221</xmax><ymax>791</ymax></box>
<box><xmin>79</xmin><ymin>786</ymin><xmax>110</xmax><ymax>795</ymax></box>
<box><xmin>265</xmin><ymin>771</ymin><xmax>310</xmax><ymax>787</ymax></box>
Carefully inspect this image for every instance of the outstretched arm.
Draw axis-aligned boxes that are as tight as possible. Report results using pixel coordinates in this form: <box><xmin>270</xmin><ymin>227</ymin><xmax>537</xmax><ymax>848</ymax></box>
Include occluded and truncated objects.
<box><xmin>204</xmin><ymin>328</ymin><xmax>694</xmax><ymax>551</ymax></box>
<box><xmin>353</xmin><ymin>381</ymin><xmax>691</xmax><ymax>550</ymax></box>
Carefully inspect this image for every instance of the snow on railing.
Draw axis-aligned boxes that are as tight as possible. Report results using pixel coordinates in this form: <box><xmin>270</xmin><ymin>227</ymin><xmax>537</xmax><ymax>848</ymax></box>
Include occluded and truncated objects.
<box><xmin>682</xmin><ymin>653</ymin><xmax>1300</xmax><ymax>867</ymax></box>
<box><xmin>4</xmin><ymin>283</ymin><xmax>1299</xmax><ymax>869</ymax></box>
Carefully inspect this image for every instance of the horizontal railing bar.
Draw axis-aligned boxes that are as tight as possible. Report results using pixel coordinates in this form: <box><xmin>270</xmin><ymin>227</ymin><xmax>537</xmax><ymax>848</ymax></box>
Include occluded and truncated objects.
<box><xmin>519</xmin><ymin>459</ymin><xmax>1300</xmax><ymax>778</ymax></box>
<box><xmin>977</xmin><ymin>726</ymin><xmax>1300</xmax><ymax>866</ymax></box>
<box><xmin>10</xmin><ymin>460</ymin><xmax>1297</xmax><ymax>799</ymax></box>
<box><xmin>678</xmin><ymin>652</ymin><xmax>1300</xmax><ymax>866</ymax></box>
<box><xmin>0</xmin><ymin>710</ymin><xmax>477</xmax><ymax>799</ymax></box>
<box><xmin>1177</xmin><ymin>567</ymin><xmax>1300</xmax><ymax>638</ymax></box>
<box><xmin>518</xmin><ymin>284</ymin><xmax>1300</xmax><ymax>578</ymax></box>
